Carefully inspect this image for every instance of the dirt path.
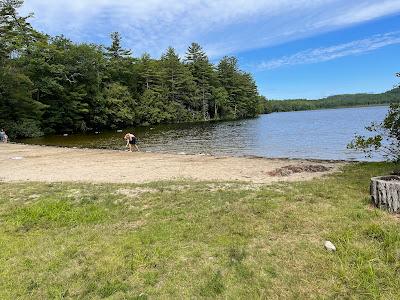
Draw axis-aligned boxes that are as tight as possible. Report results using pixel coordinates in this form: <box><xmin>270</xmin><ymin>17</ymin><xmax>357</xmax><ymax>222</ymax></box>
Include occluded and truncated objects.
<box><xmin>0</xmin><ymin>143</ymin><xmax>346</xmax><ymax>184</ymax></box>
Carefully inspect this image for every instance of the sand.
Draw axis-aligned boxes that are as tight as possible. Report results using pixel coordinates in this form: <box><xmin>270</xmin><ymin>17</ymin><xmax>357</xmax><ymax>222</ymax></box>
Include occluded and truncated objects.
<box><xmin>0</xmin><ymin>143</ymin><xmax>346</xmax><ymax>184</ymax></box>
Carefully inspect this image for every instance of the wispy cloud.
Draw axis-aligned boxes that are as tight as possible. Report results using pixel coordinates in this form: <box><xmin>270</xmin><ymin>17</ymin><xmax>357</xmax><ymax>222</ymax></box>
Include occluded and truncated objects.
<box><xmin>258</xmin><ymin>31</ymin><xmax>400</xmax><ymax>70</ymax></box>
<box><xmin>20</xmin><ymin>0</ymin><xmax>400</xmax><ymax>58</ymax></box>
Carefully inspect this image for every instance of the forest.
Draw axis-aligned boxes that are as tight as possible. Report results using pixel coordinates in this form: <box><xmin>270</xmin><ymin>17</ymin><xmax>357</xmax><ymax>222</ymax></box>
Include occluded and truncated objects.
<box><xmin>0</xmin><ymin>0</ymin><xmax>263</xmax><ymax>139</ymax></box>
<box><xmin>263</xmin><ymin>88</ymin><xmax>400</xmax><ymax>113</ymax></box>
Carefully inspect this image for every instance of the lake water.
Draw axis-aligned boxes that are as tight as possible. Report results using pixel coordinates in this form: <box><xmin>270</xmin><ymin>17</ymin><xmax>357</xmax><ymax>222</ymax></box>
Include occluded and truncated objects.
<box><xmin>22</xmin><ymin>106</ymin><xmax>388</xmax><ymax>161</ymax></box>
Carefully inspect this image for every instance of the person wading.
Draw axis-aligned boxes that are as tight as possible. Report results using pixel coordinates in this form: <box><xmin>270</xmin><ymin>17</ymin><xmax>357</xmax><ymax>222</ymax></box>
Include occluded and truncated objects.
<box><xmin>124</xmin><ymin>133</ymin><xmax>139</xmax><ymax>152</ymax></box>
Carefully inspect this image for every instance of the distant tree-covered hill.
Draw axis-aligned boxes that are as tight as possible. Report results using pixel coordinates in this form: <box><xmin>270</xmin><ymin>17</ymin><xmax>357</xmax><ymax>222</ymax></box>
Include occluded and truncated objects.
<box><xmin>263</xmin><ymin>88</ymin><xmax>400</xmax><ymax>113</ymax></box>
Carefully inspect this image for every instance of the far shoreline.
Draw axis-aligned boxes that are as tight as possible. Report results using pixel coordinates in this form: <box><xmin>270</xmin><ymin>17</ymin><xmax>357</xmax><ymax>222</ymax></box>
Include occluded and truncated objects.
<box><xmin>263</xmin><ymin>103</ymin><xmax>390</xmax><ymax>115</ymax></box>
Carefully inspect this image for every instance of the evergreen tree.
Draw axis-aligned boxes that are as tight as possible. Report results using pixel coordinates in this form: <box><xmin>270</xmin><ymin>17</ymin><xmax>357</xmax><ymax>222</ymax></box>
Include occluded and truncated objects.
<box><xmin>217</xmin><ymin>56</ymin><xmax>260</xmax><ymax>118</ymax></box>
<box><xmin>185</xmin><ymin>42</ymin><xmax>213</xmax><ymax>120</ymax></box>
<box><xmin>104</xmin><ymin>32</ymin><xmax>131</xmax><ymax>59</ymax></box>
<box><xmin>0</xmin><ymin>0</ymin><xmax>45</xmax><ymax>138</ymax></box>
<box><xmin>0</xmin><ymin>0</ymin><xmax>37</xmax><ymax>62</ymax></box>
<box><xmin>161</xmin><ymin>47</ymin><xmax>195</xmax><ymax>107</ymax></box>
<box><xmin>211</xmin><ymin>87</ymin><xmax>229</xmax><ymax>119</ymax></box>
<box><xmin>217</xmin><ymin>56</ymin><xmax>240</xmax><ymax>117</ymax></box>
<box><xmin>102</xmin><ymin>83</ymin><xmax>136</xmax><ymax>128</ymax></box>
<box><xmin>137</xmin><ymin>53</ymin><xmax>162</xmax><ymax>93</ymax></box>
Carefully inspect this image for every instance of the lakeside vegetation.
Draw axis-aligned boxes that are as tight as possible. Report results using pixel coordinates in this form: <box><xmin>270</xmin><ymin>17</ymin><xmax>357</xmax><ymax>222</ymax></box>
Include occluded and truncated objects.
<box><xmin>1</xmin><ymin>163</ymin><xmax>400</xmax><ymax>298</ymax></box>
<box><xmin>263</xmin><ymin>88</ymin><xmax>400</xmax><ymax>113</ymax></box>
<box><xmin>0</xmin><ymin>0</ymin><xmax>263</xmax><ymax>139</ymax></box>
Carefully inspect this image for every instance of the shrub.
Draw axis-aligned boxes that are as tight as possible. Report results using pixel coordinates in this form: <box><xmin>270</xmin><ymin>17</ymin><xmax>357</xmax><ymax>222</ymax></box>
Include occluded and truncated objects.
<box><xmin>3</xmin><ymin>119</ymin><xmax>43</xmax><ymax>139</ymax></box>
<box><xmin>348</xmin><ymin>103</ymin><xmax>400</xmax><ymax>162</ymax></box>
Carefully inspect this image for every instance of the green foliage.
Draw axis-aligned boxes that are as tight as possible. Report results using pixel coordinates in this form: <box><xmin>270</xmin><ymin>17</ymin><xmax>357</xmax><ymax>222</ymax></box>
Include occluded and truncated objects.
<box><xmin>212</xmin><ymin>87</ymin><xmax>230</xmax><ymax>118</ymax></box>
<box><xmin>4</xmin><ymin>119</ymin><xmax>43</xmax><ymax>138</ymax></box>
<box><xmin>0</xmin><ymin>1</ymin><xmax>261</xmax><ymax>138</ymax></box>
<box><xmin>185</xmin><ymin>42</ymin><xmax>214</xmax><ymax>120</ymax></box>
<box><xmin>263</xmin><ymin>88</ymin><xmax>400</xmax><ymax>113</ymax></box>
<box><xmin>348</xmin><ymin>103</ymin><xmax>400</xmax><ymax>161</ymax></box>
<box><xmin>0</xmin><ymin>0</ymin><xmax>45</xmax><ymax>138</ymax></box>
<box><xmin>102</xmin><ymin>83</ymin><xmax>136</xmax><ymax>128</ymax></box>
<box><xmin>104</xmin><ymin>31</ymin><xmax>132</xmax><ymax>59</ymax></box>
<box><xmin>0</xmin><ymin>0</ymin><xmax>39</xmax><ymax>63</ymax></box>
<box><xmin>217</xmin><ymin>56</ymin><xmax>260</xmax><ymax>119</ymax></box>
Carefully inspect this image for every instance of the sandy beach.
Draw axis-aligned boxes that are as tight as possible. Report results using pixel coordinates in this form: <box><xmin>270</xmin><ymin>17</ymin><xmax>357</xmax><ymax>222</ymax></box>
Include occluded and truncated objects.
<box><xmin>0</xmin><ymin>143</ymin><xmax>345</xmax><ymax>183</ymax></box>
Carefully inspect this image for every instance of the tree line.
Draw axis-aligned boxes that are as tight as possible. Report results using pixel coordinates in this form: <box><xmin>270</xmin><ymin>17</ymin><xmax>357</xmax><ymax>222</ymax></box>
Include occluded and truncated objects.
<box><xmin>0</xmin><ymin>0</ymin><xmax>264</xmax><ymax>139</ymax></box>
<box><xmin>263</xmin><ymin>88</ymin><xmax>400</xmax><ymax>114</ymax></box>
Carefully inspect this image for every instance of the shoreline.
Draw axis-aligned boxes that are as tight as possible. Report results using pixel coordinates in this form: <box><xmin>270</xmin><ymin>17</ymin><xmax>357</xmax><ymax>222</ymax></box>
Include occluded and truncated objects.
<box><xmin>15</xmin><ymin>141</ymin><xmax>359</xmax><ymax>164</ymax></box>
<box><xmin>14</xmin><ymin>142</ymin><xmax>360</xmax><ymax>163</ymax></box>
<box><xmin>264</xmin><ymin>103</ymin><xmax>390</xmax><ymax>114</ymax></box>
<box><xmin>0</xmin><ymin>143</ymin><xmax>346</xmax><ymax>184</ymax></box>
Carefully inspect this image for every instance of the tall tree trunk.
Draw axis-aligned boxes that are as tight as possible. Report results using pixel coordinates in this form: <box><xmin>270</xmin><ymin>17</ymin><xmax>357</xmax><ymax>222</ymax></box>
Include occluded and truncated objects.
<box><xmin>202</xmin><ymin>88</ymin><xmax>206</xmax><ymax>121</ymax></box>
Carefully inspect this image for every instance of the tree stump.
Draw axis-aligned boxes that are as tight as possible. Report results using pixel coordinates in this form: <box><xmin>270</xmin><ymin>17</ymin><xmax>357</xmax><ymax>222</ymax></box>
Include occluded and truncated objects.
<box><xmin>370</xmin><ymin>175</ymin><xmax>400</xmax><ymax>213</ymax></box>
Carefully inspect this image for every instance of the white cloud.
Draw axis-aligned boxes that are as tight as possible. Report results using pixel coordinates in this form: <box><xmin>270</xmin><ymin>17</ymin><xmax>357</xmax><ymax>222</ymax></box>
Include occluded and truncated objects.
<box><xmin>20</xmin><ymin>0</ymin><xmax>400</xmax><ymax>58</ymax></box>
<box><xmin>258</xmin><ymin>31</ymin><xmax>400</xmax><ymax>70</ymax></box>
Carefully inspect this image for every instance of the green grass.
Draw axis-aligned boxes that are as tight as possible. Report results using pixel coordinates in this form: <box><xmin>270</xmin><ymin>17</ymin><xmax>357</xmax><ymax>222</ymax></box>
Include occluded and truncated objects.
<box><xmin>0</xmin><ymin>162</ymin><xmax>399</xmax><ymax>299</ymax></box>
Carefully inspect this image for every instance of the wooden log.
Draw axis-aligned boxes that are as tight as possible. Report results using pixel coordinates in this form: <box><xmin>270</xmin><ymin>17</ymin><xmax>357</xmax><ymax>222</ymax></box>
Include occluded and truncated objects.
<box><xmin>370</xmin><ymin>175</ymin><xmax>400</xmax><ymax>213</ymax></box>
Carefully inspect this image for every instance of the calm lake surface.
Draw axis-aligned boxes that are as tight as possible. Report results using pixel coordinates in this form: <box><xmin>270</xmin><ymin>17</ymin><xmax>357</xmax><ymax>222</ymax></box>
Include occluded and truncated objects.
<box><xmin>22</xmin><ymin>106</ymin><xmax>388</xmax><ymax>161</ymax></box>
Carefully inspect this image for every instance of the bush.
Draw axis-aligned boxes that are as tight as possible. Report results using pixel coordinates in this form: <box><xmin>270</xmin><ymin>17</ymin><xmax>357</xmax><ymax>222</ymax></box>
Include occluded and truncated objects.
<box><xmin>348</xmin><ymin>104</ymin><xmax>400</xmax><ymax>162</ymax></box>
<box><xmin>4</xmin><ymin>119</ymin><xmax>43</xmax><ymax>139</ymax></box>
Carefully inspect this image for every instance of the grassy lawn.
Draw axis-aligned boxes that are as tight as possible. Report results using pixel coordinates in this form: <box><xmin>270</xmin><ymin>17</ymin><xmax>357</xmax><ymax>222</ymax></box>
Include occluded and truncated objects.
<box><xmin>1</xmin><ymin>162</ymin><xmax>399</xmax><ymax>299</ymax></box>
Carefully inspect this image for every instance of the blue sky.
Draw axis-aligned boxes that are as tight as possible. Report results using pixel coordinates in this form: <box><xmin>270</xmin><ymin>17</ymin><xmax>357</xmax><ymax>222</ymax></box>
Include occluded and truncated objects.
<box><xmin>21</xmin><ymin>0</ymin><xmax>400</xmax><ymax>99</ymax></box>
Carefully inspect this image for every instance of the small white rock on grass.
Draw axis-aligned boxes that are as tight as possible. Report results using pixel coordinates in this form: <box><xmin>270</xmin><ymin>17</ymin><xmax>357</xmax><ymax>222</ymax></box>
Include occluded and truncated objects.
<box><xmin>324</xmin><ymin>241</ymin><xmax>336</xmax><ymax>252</ymax></box>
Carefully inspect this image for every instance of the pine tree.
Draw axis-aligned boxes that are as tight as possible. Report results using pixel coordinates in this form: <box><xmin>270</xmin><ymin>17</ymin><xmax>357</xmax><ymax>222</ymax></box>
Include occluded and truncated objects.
<box><xmin>161</xmin><ymin>47</ymin><xmax>184</xmax><ymax>103</ymax></box>
<box><xmin>104</xmin><ymin>32</ymin><xmax>131</xmax><ymax>59</ymax></box>
<box><xmin>217</xmin><ymin>56</ymin><xmax>238</xmax><ymax>116</ymax></box>
<box><xmin>185</xmin><ymin>42</ymin><xmax>213</xmax><ymax>120</ymax></box>
<box><xmin>102</xmin><ymin>82</ymin><xmax>136</xmax><ymax>128</ymax></box>
<box><xmin>138</xmin><ymin>53</ymin><xmax>161</xmax><ymax>92</ymax></box>
<box><xmin>0</xmin><ymin>0</ymin><xmax>45</xmax><ymax>138</ymax></box>
<box><xmin>212</xmin><ymin>87</ymin><xmax>229</xmax><ymax>119</ymax></box>
<box><xmin>217</xmin><ymin>56</ymin><xmax>259</xmax><ymax>118</ymax></box>
<box><xmin>185</xmin><ymin>42</ymin><xmax>207</xmax><ymax>64</ymax></box>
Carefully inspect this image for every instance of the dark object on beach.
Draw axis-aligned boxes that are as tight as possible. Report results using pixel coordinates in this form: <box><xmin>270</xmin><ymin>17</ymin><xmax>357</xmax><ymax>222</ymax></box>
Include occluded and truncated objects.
<box><xmin>267</xmin><ymin>164</ymin><xmax>331</xmax><ymax>177</ymax></box>
<box><xmin>370</xmin><ymin>175</ymin><xmax>400</xmax><ymax>213</ymax></box>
